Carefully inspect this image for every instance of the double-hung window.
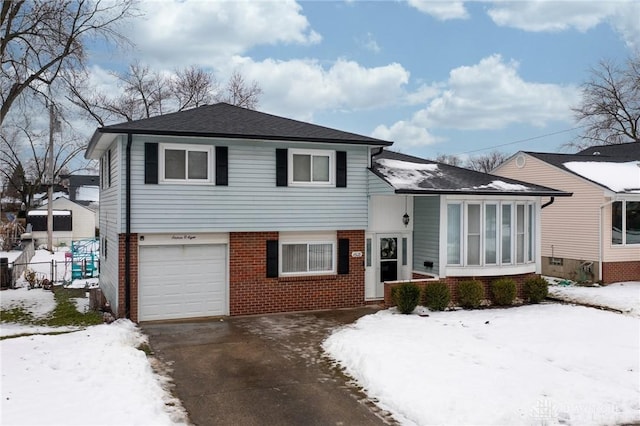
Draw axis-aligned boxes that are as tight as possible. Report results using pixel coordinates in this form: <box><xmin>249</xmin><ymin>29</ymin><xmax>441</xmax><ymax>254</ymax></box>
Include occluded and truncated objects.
<box><xmin>160</xmin><ymin>143</ymin><xmax>213</xmax><ymax>183</ymax></box>
<box><xmin>289</xmin><ymin>149</ymin><xmax>334</xmax><ymax>186</ymax></box>
<box><xmin>612</xmin><ymin>201</ymin><xmax>640</xmax><ymax>245</ymax></box>
<box><xmin>447</xmin><ymin>200</ymin><xmax>535</xmax><ymax>267</ymax></box>
<box><xmin>280</xmin><ymin>233</ymin><xmax>336</xmax><ymax>276</ymax></box>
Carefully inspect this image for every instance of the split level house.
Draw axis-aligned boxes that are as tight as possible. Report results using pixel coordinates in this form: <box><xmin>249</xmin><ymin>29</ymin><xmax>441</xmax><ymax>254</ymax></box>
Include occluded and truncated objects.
<box><xmin>494</xmin><ymin>143</ymin><xmax>640</xmax><ymax>283</ymax></box>
<box><xmin>85</xmin><ymin>103</ymin><xmax>569</xmax><ymax>322</ymax></box>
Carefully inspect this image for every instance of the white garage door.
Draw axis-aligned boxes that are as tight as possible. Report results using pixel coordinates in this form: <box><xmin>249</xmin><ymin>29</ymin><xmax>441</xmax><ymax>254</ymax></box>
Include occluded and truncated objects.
<box><xmin>139</xmin><ymin>244</ymin><xmax>227</xmax><ymax>321</ymax></box>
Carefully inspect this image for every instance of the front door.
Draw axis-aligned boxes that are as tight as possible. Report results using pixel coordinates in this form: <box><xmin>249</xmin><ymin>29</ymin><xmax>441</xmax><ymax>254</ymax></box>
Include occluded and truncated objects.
<box><xmin>365</xmin><ymin>233</ymin><xmax>408</xmax><ymax>300</ymax></box>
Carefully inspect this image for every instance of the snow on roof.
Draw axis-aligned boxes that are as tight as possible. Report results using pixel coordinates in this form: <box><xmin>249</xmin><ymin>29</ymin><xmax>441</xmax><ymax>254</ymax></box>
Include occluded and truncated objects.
<box><xmin>473</xmin><ymin>180</ymin><xmax>530</xmax><ymax>191</ymax></box>
<box><xmin>375</xmin><ymin>158</ymin><xmax>441</xmax><ymax>190</ymax></box>
<box><xmin>27</xmin><ymin>210</ymin><xmax>71</xmax><ymax>216</ymax></box>
<box><xmin>76</xmin><ymin>186</ymin><xmax>99</xmax><ymax>202</ymax></box>
<box><xmin>563</xmin><ymin>161</ymin><xmax>640</xmax><ymax>192</ymax></box>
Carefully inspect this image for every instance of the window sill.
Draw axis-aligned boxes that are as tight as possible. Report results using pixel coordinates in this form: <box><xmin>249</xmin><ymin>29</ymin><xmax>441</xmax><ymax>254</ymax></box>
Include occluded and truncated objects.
<box><xmin>277</xmin><ymin>274</ymin><xmax>337</xmax><ymax>283</ymax></box>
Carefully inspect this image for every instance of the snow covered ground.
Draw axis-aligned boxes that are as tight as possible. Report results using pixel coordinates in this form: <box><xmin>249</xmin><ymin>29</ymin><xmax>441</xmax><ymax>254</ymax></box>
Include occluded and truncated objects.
<box><xmin>548</xmin><ymin>280</ymin><xmax>640</xmax><ymax>317</ymax></box>
<box><xmin>1</xmin><ymin>251</ymin><xmax>189</xmax><ymax>425</ymax></box>
<box><xmin>324</xmin><ymin>283</ymin><xmax>640</xmax><ymax>426</ymax></box>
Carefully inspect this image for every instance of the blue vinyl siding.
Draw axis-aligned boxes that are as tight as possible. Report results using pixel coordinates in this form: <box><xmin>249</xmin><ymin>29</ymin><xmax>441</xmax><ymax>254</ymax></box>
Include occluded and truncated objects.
<box><xmin>117</xmin><ymin>136</ymin><xmax>370</xmax><ymax>233</ymax></box>
<box><xmin>413</xmin><ymin>196</ymin><xmax>440</xmax><ymax>275</ymax></box>
<box><xmin>368</xmin><ymin>172</ymin><xmax>394</xmax><ymax>195</ymax></box>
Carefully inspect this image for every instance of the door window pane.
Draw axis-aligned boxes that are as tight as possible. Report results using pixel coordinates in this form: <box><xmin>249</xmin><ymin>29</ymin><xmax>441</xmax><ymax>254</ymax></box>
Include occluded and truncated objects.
<box><xmin>467</xmin><ymin>204</ymin><xmax>481</xmax><ymax>265</ymax></box>
<box><xmin>447</xmin><ymin>204</ymin><xmax>461</xmax><ymax>264</ymax></box>
<box><xmin>312</xmin><ymin>155</ymin><xmax>330</xmax><ymax>181</ymax></box>
<box><xmin>366</xmin><ymin>238</ymin><xmax>372</xmax><ymax>267</ymax></box>
<box><xmin>626</xmin><ymin>202</ymin><xmax>640</xmax><ymax>244</ymax></box>
<box><xmin>516</xmin><ymin>204</ymin><xmax>525</xmax><ymax>263</ymax></box>
<box><xmin>485</xmin><ymin>204</ymin><xmax>497</xmax><ymax>264</ymax></box>
<box><xmin>502</xmin><ymin>204</ymin><xmax>512</xmax><ymax>263</ymax></box>
<box><xmin>293</xmin><ymin>154</ymin><xmax>311</xmax><ymax>181</ymax></box>
<box><xmin>380</xmin><ymin>238</ymin><xmax>397</xmax><ymax>260</ymax></box>
<box><xmin>165</xmin><ymin>149</ymin><xmax>185</xmax><ymax>179</ymax></box>
<box><xmin>188</xmin><ymin>151</ymin><xmax>208</xmax><ymax>179</ymax></box>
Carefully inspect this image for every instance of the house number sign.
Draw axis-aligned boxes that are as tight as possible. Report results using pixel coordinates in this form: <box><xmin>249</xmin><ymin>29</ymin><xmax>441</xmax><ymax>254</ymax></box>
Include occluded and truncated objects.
<box><xmin>351</xmin><ymin>251</ymin><xmax>363</xmax><ymax>257</ymax></box>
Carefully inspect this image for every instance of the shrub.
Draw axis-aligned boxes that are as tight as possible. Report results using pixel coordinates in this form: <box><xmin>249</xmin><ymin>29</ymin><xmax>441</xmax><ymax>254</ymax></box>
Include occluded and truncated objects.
<box><xmin>422</xmin><ymin>281</ymin><xmax>450</xmax><ymax>311</ymax></box>
<box><xmin>393</xmin><ymin>282</ymin><xmax>421</xmax><ymax>314</ymax></box>
<box><xmin>457</xmin><ymin>280</ymin><xmax>484</xmax><ymax>309</ymax></box>
<box><xmin>523</xmin><ymin>277</ymin><xmax>548</xmax><ymax>304</ymax></box>
<box><xmin>490</xmin><ymin>278</ymin><xmax>516</xmax><ymax>306</ymax></box>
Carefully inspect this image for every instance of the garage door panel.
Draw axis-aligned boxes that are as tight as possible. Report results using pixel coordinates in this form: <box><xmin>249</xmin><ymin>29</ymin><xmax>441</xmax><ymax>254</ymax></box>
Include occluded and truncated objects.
<box><xmin>139</xmin><ymin>244</ymin><xmax>227</xmax><ymax>321</ymax></box>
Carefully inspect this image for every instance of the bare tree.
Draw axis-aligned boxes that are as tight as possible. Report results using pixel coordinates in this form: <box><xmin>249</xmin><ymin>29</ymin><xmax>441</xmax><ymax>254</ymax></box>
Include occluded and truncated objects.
<box><xmin>435</xmin><ymin>153</ymin><xmax>464</xmax><ymax>167</ymax></box>
<box><xmin>465</xmin><ymin>151</ymin><xmax>508</xmax><ymax>173</ymax></box>
<box><xmin>0</xmin><ymin>111</ymin><xmax>86</xmax><ymax>209</ymax></box>
<box><xmin>0</xmin><ymin>0</ymin><xmax>136</xmax><ymax>126</ymax></box>
<box><xmin>570</xmin><ymin>55</ymin><xmax>640</xmax><ymax>149</ymax></box>
<box><xmin>219</xmin><ymin>69</ymin><xmax>263</xmax><ymax>110</ymax></box>
<box><xmin>172</xmin><ymin>65</ymin><xmax>218</xmax><ymax>111</ymax></box>
<box><xmin>70</xmin><ymin>64</ymin><xmax>262</xmax><ymax>124</ymax></box>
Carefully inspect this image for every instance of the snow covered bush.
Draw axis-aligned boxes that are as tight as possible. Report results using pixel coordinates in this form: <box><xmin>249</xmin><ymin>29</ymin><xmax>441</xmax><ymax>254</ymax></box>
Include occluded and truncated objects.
<box><xmin>422</xmin><ymin>281</ymin><xmax>450</xmax><ymax>311</ymax></box>
<box><xmin>490</xmin><ymin>278</ymin><xmax>516</xmax><ymax>306</ymax></box>
<box><xmin>457</xmin><ymin>280</ymin><xmax>484</xmax><ymax>309</ymax></box>
<box><xmin>523</xmin><ymin>277</ymin><xmax>548</xmax><ymax>304</ymax></box>
<box><xmin>392</xmin><ymin>282</ymin><xmax>421</xmax><ymax>314</ymax></box>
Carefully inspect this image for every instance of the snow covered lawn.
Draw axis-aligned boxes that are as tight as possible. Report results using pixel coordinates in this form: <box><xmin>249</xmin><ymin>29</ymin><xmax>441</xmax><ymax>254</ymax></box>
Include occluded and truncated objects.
<box><xmin>548</xmin><ymin>280</ymin><xmax>640</xmax><ymax>317</ymax></box>
<box><xmin>324</xmin><ymin>302</ymin><xmax>640</xmax><ymax>425</ymax></box>
<box><xmin>1</xmin><ymin>250</ymin><xmax>188</xmax><ymax>425</ymax></box>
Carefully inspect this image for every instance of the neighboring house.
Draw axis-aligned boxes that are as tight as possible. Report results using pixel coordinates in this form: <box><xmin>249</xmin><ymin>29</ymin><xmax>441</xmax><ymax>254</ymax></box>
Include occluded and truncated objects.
<box><xmin>31</xmin><ymin>197</ymin><xmax>97</xmax><ymax>246</ymax></box>
<box><xmin>85</xmin><ymin>103</ymin><xmax>569</xmax><ymax>322</ymax></box>
<box><xmin>493</xmin><ymin>143</ymin><xmax>640</xmax><ymax>283</ymax></box>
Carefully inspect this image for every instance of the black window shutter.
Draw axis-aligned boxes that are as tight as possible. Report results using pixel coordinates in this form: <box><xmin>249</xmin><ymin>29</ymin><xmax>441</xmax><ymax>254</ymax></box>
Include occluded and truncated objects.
<box><xmin>107</xmin><ymin>150</ymin><xmax>112</xmax><ymax>187</ymax></box>
<box><xmin>215</xmin><ymin>146</ymin><xmax>228</xmax><ymax>186</ymax></box>
<box><xmin>338</xmin><ymin>238</ymin><xmax>349</xmax><ymax>275</ymax></box>
<box><xmin>336</xmin><ymin>151</ymin><xmax>347</xmax><ymax>187</ymax></box>
<box><xmin>266</xmin><ymin>240</ymin><xmax>279</xmax><ymax>278</ymax></box>
<box><xmin>144</xmin><ymin>143</ymin><xmax>158</xmax><ymax>184</ymax></box>
<box><xmin>276</xmin><ymin>148</ymin><xmax>288</xmax><ymax>187</ymax></box>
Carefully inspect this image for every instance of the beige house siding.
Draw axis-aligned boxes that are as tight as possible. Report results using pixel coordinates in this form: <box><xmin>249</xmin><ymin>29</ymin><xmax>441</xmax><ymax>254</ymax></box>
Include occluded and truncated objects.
<box><xmin>494</xmin><ymin>154</ymin><xmax>604</xmax><ymax>262</ymax></box>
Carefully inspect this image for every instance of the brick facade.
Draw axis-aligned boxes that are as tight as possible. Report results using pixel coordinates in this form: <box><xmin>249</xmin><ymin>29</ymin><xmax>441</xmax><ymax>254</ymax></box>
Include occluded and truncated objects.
<box><xmin>602</xmin><ymin>261</ymin><xmax>640</xmax><ymax>284</ymax></box>
<box><xmin>229</xmin><ymin>230</ymin><xmax>365</xmax><ymax>316</ymax></box>
<box><xmin>385</xmin><ymin>273</ymin><xmax>539</xmax><ymax>308</ymax></box>
<box><xmin>117</xmin><ymin>233</ymin><xmax>138</xmax><ymax>321</ymax></box>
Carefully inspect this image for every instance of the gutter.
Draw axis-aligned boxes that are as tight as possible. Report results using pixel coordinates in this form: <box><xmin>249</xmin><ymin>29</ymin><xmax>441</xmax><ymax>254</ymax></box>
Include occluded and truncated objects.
<box><xmin>124</xmin><ymin>133</ymin><xmax>132</xmax><ymax>318</ymax></box>
<box><xmin>541</xmin><ymin>197</ymin><xmax>555</xmax><ymax>209</ymax></box>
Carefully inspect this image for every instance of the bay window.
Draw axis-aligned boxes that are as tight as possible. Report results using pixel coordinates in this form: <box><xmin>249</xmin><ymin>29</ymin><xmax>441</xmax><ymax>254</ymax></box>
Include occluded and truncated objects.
<box><xmin>447</xmin><ymin>200</ymin><xmax>536</xmax><ymax>267</ymax></box>
<box><xmin>612</xmin><ymin>201</ymin><xmax>640</xmax><ymax>245</ymax></box>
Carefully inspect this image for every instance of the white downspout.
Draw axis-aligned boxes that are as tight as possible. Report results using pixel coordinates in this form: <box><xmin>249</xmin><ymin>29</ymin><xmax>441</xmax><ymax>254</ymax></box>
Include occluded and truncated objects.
<box><xmin>599</xmin><ymin>198</ymin><xmax>616</xmax><ymax>282</ymax></box>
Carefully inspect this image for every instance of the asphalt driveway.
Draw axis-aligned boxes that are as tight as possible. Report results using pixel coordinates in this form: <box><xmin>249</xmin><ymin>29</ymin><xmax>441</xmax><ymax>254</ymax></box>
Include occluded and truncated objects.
<box><xmin>142</xmin><ymin>307</ymin><xmax>392</xmax><ymax>426</ymax></box>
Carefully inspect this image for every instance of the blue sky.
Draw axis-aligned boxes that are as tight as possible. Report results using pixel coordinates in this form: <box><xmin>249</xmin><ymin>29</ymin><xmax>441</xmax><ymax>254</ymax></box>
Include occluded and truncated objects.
<box><xmin>85</xmin><ymin>0</ymin><xmax>639</xmax><ymax>160</ymax></box>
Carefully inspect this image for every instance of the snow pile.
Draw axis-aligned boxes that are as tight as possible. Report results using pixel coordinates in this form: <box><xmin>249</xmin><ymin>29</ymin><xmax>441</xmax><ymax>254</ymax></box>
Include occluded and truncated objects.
<box><xmin>549</xmin><ymin>281</ymin><xmax>640</xmax><ymax>317</ymax></box>
<box><xmin>474</xmin><ymin>180</ymin><xmax>530</xmax><ymax>191</ymax></box>
<box><xmin>564</xmin><ymin>161</ymin><xmax>640</xmax><ymax>192</ymax></box>
<box><xmin>1</xmin><ymin>320</ymin><xmax>188</xmax><ymax>425</ymax></box>
<box><xmin>375</xmin><ymin>158</ymin><xmax>441</xmax><ymax>190</ymax></box>
<box><xmin>324</xmin><ymin>305</ymin><xmax>640</xmax><ymax>425</ymax></box>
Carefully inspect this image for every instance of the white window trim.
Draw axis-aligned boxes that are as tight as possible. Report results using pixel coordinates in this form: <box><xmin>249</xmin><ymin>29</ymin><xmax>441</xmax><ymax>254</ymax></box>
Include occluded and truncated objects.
<box><xmin>612</xmin><ymin>200</ymin><xmax>640</xmax><ymax>246</ymax></box>
<box><xmin>159</xmin><ymin>143</ymin><xmax>214</xmax><ymax>184</ymax></box>
<box><xmin>288</xmin><ymin>148</ymin><xmax>335</xmax><ymax>187</ymax></box>
<box><xmin>279</xmin><ymin>232</ymin><xmax>337</xmax><ymax>276</ymax></box>
<box><xmin>446</xmin><ymin>200</ymin><xmax>536</xmax><ymax>268</ymax></box>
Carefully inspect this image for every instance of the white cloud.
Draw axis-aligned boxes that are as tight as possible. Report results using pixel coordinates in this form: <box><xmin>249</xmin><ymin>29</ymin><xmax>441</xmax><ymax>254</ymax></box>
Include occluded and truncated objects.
<box><xmin>372</xmin><ymin>121</ymin><xmax>441</xmax><ymax>147</ymax></box>
<box><xmin>230</xmin><ymin>57</ymin><xmax>410</xmax><ymax>121</ymax></box>
<box><xmin>128</xmin><ymin>0</ymin><xmax>320</xmax><ymax>66</ymax></box>
<box><xmin>360</xmin><ymin>32</ymin><xmax>381</xmax><ymax>53</ymax></box>
<box><xmin>377</xmin><ymin>54</ymin><xmax>580</xmax><ymax>147</ymax></box>
<box><xmin>487</xmin><ymin>0</ymin><xmax>640</xmax><ymax>48</ymax></box>
<box><xmin>407</xmin><ymin>0</ymin><xmax>469</xmax><ymax>20</ymax></box>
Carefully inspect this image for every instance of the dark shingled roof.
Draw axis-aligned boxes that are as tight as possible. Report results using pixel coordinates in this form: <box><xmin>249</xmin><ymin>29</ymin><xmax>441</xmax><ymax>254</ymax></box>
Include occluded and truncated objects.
<box><xmin>577</xmin><ymin>142</ymin><xmax>640</xmax><ymax>159</ymax></box>
<box><xmin>371</xmin><ymin>150</ymin><xmax>570</xmax><ymax>196</ymax></box>
<box><xmin>86</xmin><ymin>103</ymin><xmax>391</xmax><ymax>159</ymax></box>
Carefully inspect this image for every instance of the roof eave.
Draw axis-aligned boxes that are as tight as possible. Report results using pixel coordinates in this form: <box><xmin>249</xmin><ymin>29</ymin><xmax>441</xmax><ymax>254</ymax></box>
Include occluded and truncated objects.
<box><xmin>393</xmin><ymin>189</ymin><xmax>573</xmax><ymax>197</ymax></box>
